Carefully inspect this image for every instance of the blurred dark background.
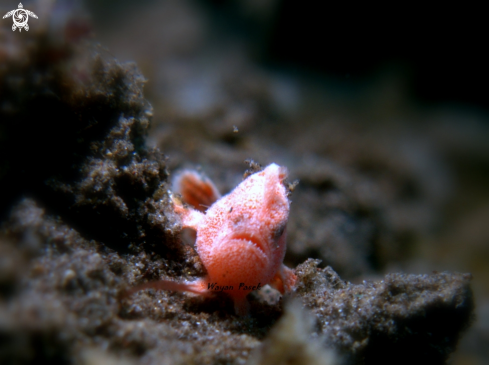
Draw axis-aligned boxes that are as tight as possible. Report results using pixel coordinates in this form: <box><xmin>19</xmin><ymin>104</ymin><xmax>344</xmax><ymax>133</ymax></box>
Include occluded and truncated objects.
<box><xmin>87</xmin><ymin>0</ymin><xmax>489</xmax><ymax>111</ymax></box>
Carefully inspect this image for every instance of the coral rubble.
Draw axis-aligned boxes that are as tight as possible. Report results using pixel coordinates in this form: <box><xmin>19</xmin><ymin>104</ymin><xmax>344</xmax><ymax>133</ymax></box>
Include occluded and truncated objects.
<box><xmin>0</xmin><ymin>11</ymin><xmax>181</xmax><ymax>261</ymax></box>
<box><xmin>296</xmin><ymin>259</ymin><xmax>473</xmax><ymax>365</ymax></box>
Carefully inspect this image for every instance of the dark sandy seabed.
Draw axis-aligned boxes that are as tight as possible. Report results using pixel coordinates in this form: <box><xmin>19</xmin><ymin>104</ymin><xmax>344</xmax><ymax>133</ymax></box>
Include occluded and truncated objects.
<box><xmin>1</xmin><ymin>1</ymin><xmax>488</xmax><ymax>364</ymax></box>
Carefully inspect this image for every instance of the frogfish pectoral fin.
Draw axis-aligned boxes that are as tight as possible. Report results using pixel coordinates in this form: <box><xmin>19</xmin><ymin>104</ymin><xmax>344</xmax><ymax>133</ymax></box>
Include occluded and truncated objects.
<box><xmin>233</xmin><ymin>296</ymin><xmax>251</xmax><ymax>317</ymax></box>
<box><xmin>269</xmin><ymin>264</ymin><xmax>297</xmax><ymax>294</ymax></box>
<box><xmin>125</xmin><ymin>277</ymin><xmax>212</xmax><ymax>298</ymax></box>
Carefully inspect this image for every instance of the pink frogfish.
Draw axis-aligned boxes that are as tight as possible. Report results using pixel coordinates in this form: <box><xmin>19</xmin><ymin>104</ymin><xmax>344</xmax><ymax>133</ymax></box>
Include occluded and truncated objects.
<box><xmin>128</xmin><ymin>163</ymin><xmax>297</xmax><ymax>315</ymax></box>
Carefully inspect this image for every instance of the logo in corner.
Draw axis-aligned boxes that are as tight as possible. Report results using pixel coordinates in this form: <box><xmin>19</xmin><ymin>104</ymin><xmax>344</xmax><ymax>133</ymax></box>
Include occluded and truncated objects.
<box><xmin>3</xmin><ymin>3</ymin><xmax>38</xmax><ymax>32</ymax></box>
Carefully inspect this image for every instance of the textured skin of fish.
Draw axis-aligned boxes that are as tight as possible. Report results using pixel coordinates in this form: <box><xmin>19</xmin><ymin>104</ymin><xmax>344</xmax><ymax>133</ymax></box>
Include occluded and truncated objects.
<box><xmin>129</xmin><ymin>163</ymin><xmax>297</xmax><ymax>315</ymax></box>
